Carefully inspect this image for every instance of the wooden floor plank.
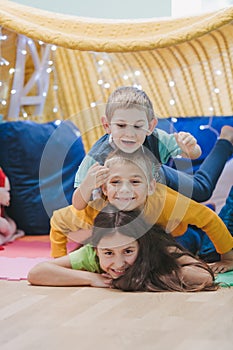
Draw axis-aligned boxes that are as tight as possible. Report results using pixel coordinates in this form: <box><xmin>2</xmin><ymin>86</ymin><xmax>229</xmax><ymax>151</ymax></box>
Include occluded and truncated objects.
<box><xmin>0</xmin><ymin>280</ymin><xmax>233</xmax><ymax>350</ymax></box>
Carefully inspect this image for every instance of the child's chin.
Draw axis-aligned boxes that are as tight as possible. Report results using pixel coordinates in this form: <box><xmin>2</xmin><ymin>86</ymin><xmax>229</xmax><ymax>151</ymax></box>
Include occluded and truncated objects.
<box><xmin>119</xmin><ymin>147</ymin><xmax>138</xmax><ymax>154</ymax></box>
<box><xmin>113</xmin><ymin>201</ymin><xmax>134</xmax><ymax>211</ymax></box>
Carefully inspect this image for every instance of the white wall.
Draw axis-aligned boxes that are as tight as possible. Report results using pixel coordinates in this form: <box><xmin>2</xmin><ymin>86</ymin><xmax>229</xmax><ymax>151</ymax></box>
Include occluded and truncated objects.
<box><xmin>12</xmin><ymin>0</ymin><xmax>171</xmax><ymax>18</ymax></box>
<box><xmin>172</xmin><ymin>0</ymin><xmax>233</xmax><ymax>17</ymax></box>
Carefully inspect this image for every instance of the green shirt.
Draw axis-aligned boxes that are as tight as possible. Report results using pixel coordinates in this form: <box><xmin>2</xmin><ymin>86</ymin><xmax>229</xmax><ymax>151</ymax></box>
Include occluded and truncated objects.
<box><xmin>74</xmin><ymin>128</ymin><xmax>181</xmax><ymax>187</ymax></box>
<box><xmin>69</xmin><ymin>244</ymin><xmax>101</xmax><ymax>273</ymax></box>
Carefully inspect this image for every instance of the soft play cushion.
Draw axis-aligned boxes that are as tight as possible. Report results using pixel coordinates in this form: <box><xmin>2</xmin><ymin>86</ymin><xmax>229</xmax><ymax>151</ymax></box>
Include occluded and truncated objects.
<box><xmin>0</xmin><ymin>120</ymin><xmax>85</xmax><ymax>235</ymax></box>
<box><xmin>157</xmin><ymin>116</ymin><xmax>233</xmax><ymax>173</ymax></box>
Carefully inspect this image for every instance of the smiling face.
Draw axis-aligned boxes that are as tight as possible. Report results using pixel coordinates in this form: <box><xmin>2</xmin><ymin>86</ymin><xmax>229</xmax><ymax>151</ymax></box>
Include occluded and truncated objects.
<box><xmin>96</xmin><ymin>231</ymin><xmax>139</xmax><ymax>279</ymax></box>
<box><xmin>102</xmin><ymin>160</ymin><xmax>154</xmax><ymax>211</ymax></box>
<box><xmin>102</xmin><ymin>108</ymin><xmax>157</xmax><ymax>153</ymax></box>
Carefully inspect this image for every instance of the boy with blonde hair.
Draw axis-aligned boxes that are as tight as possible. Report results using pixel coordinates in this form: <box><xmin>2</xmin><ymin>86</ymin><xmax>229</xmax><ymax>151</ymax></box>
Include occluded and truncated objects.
<box><xmin>72</xmin><ymin>86</ymin><xmax>232</xmax><ymax>210</ymax></box>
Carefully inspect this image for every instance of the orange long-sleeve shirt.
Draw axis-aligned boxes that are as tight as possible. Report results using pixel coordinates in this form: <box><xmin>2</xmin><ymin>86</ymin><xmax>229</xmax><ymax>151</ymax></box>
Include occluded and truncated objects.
<box><xmin>50</xmin><ymin>184</ymin><xmax>233</xmax><ymax>258</ymax></box>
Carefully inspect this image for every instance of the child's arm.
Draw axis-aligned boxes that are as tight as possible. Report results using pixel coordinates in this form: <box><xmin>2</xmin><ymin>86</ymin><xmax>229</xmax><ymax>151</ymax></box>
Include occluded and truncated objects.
<box><xmin>50</xmin><ymin>225</ymin><xmax>68</xmax><ymax>258</ymax></box>
<box><xmin>176</xmin><ymin>203</ymin><xmax>233</xmax><ymax>271</ymax></box>
<box><xmin>174</xmin><ymin>132</ymin><xmax>202</xmax><ymax>159</ymax></box>
<box><xmin>155</xmin><ymin>186</ymin><xmax>233</xmax><ymax>270</ymax></box>
<box><xmin>27</xmin><ymin>255</ymin><xmax>112</xmax><ymax>287</ymax></box>
<box><xmin>72</xmin><ymin>163</ymin><xmax>109</xmax><ymax>210</ymax></box>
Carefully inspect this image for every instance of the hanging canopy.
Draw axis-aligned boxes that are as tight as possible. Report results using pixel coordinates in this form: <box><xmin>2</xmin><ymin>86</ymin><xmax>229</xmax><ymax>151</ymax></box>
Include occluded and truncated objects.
<box><xmin>1</xmin><ymin>0</ymin><xmax>233</xmax><ymax>52</ymax></box>
<box><xmin>1</xmin><ymin>1</ymin><xmax>233</xmax><ymax>150</ymax></box>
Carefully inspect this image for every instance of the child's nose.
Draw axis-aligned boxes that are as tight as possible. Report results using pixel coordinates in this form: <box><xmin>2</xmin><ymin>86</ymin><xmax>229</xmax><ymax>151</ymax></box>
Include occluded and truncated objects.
<box><xmin>119</xmin><ymin>181</ymin><xmax>132</xmax><ymax>192</ymax></box>
<box><xmin>113</xmin><ymin>255</ymin><xmax>125</xmax><ymax>269</ymax></box>
<box><xmin>126</xmin><ymin>125</ymin><xmax>135</xmax><ymax>136</ymax></box>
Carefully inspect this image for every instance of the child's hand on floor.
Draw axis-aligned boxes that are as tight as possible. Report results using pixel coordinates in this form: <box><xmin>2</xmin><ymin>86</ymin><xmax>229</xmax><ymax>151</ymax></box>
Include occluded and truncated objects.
<box><xmin>208</xmin><ymin>249</ymin><xmax>233</xmax><ymax>273</ymax></box>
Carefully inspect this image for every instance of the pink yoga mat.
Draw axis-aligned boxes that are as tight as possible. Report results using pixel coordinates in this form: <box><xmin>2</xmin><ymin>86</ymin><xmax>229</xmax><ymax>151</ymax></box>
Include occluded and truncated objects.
<box><xmin>0</xmin><ymin>236</ymin><xmax>78</xmax><ymax>280</ymax></box>
<box><xmin>0</xmin><ymin>257</ymin><xmax>49</xmax><ymax>280</ymax></box>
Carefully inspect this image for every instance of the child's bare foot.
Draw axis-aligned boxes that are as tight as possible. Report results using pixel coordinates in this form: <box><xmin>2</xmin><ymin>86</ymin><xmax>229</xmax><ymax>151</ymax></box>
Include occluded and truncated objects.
<box><xmin>219</xmin><ymin>125</ymin><xmax>233</xmax><ymax>145</ymax></box>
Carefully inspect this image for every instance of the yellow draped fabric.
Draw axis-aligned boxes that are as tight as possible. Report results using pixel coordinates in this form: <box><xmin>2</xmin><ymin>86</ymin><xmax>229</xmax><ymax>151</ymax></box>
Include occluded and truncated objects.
<box><xmin>0</xmin><ymin>0</ymin><xmax>233</xmax><ymax>150</ymax></box>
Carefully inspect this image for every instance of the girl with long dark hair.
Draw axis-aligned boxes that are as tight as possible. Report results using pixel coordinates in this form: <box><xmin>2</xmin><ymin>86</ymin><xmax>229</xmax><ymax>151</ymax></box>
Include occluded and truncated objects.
<box><xmin>28</xmin><ymin>204</ymin><xmax>217</xmax><ymax>292</ymax></box>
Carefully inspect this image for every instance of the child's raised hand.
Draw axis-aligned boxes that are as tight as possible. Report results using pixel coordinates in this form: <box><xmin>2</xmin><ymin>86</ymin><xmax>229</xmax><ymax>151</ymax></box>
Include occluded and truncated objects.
<box><xmin>174</xmin><ymin>132</ymin><xmax>201</xmax><ymax>159</ymax></box>
<box><xmin>175</xmin><ymin>131</ymin><xmax>197</xmax><ymax>151</ymax></box>
<box><xmin>208</xmin><ymin>250</ymin><xmax>233</xmax><ymax>273</ymax></box>
<box><xmin>89</xmin><ymin>272</ymin><xmax>113</xmax><ymax>288</ymax></box>
<box><xmin>84</xmin><ymin>163</ymin><xmax>109</xmax><ymax>190</ymax></box>
<box><xmin>0</xmin><ymin>188</ymin><xmax>10</xmax><ymax>206</ymax></box>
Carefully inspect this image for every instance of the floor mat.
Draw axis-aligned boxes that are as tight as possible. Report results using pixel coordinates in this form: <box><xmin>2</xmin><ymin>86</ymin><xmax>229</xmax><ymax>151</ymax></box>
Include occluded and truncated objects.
<box><xmin>215</xmin><ymin>270</ymin><xmax>233</xmax><ymax>287</ymax></box>
<box><xmin>1</xmin><ymin>236</ymin><xmax>233</xmax><ymax>285</ymax></box>
<box><xmin>0</xmin><ymin>236</ymin><xmax>78</xmax><ymax>281</ymax></box>
<box><xmin>0</xmin><ymin>257</ymin><xmax>49</xmax><ymax>280</ymax></box>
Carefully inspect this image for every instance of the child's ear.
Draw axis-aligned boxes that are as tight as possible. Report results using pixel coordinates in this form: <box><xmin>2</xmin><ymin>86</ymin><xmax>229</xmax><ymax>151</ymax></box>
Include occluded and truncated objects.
<box><xmin>102</xmin><ymin>183</ymin><xmax>107</xmax><ymax>196</ymax></box>
<box><xmin>101</xmin><ymin>116</ymin><xmax>111</xmax><ymax>134</ymax></box>
<box><xmin>148</xmin><ymin>179</ymin><xmax>156</xmax><ymax>195</ymax></box>
<box><xmin>147</xmin><ymin>118</ymin><xmax>158</xmax><ymax>135</ymax></box>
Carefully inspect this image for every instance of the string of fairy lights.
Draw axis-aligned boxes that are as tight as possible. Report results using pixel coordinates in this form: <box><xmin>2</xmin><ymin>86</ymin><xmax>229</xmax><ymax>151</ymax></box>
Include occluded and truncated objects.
<box><xmin>0</xmin><ymin>27</ymin><xmax>228</xmax><ymax>137</ymax></box>
<box><xmin>0</xmin><ymin>27</ymin><xmax>60</xmax><ymax>120</ymax></box>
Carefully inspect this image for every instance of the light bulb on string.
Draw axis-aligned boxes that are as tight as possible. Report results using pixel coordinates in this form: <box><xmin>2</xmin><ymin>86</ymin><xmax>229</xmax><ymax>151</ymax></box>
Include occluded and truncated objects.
<box><xmin>169</xmin><ymin>99</ymin><xmax>175</xmax><ymax>106</ymax></box>
<box><xmin>50</xmin><ymin>47</ymin><xmax>62</xmax><ymax>119</ymax></box>
<box><xmin>215</xmin><ymin>70</ymin><xmax>222</xmax><ymax>76</ymax></box>
<box><xmin>0</xmin><ymin>34</ymin><xmax>7</xmax><ymax>41</ymax></box>
<box><xmin>199</xmin><ymin>117</ymin><xmax>219</xmax><ymax>137</ymax></box>
<box><xmin>104</xmin><ymin>83</ymin><xmax>110</xmax><ymax>89</ymax></box>
<box><xmin>0</xmin><ymin>58</ymin><xmax>9</xmax><ymax>66</ymax></box>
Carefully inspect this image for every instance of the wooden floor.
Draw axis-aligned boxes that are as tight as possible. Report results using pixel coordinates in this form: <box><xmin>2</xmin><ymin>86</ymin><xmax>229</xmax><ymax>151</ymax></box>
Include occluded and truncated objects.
<box><xmin>0</xmin><ymin>280</ymin><xmax>233</xmax><ymax>350</ymax></box>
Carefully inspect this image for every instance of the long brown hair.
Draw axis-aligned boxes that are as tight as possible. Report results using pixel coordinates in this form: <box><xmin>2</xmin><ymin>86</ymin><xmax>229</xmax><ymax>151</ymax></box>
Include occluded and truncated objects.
<box><xmin>91</xmin><ymin>204</ymin><xmax>217</xmax><ymax>292</ymax></box>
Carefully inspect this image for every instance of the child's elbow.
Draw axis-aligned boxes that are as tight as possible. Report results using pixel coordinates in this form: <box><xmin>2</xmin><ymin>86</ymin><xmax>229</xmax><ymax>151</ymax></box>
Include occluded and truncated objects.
<box><xmin>27</xmin><ymin>263</ymin><xmax>47</xmax><ymax>285</ymax></box>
